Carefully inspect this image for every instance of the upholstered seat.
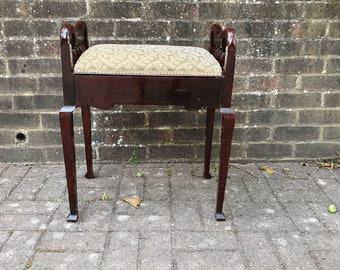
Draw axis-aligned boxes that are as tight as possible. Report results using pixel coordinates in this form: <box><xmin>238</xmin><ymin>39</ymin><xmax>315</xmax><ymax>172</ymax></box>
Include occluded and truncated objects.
<box><xmin>74</xmin><ymin>44</ymin><xmax>222</xmax><ymax>77</ymax></box>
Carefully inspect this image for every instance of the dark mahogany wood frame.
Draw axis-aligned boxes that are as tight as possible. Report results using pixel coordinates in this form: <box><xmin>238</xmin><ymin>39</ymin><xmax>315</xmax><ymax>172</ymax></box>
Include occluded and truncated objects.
<box><xmin>59</xmin><ymin>21</ymin><xmax>236</xmax><ymax>222</ymax></box>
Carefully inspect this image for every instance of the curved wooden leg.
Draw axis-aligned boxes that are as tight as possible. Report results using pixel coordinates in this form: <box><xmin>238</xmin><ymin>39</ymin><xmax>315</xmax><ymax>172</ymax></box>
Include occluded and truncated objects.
<box><xmin>81</xmin><ymin>106</ymin><xmax>94</xmax><ymax>179</ymax></box>
<box><xmin>203</xmin><ymin>107</ymin><xmax>215</xmax><ymax>179</ymax></box>
<box><xmin>60</xmin><ymin>106</ymin><xmax>78</xmax><ymax>222</ymax></box>
<box><xmin>215</xmin><ymin>108</ymin><xmax>235</xmax><ymax>221</ymax></box>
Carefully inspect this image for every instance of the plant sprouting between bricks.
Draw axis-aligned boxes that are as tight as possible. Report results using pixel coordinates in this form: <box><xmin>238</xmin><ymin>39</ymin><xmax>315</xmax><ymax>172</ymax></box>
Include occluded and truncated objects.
<box><xmin>211</xmin><ymin>163</ymin><xmax>219</xmax><ymax>181</ymax></box>
<box><xmin>129</xmin><ymin>150</ymin><xmax>139</xmax><ymax>166</ymax></box>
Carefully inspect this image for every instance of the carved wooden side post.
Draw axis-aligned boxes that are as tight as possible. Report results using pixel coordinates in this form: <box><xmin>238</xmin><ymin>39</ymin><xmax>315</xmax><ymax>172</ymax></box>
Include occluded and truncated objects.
<box><xmin>59</xmin><ymin>21</ymin><xmax>91</xmax><ymax>221</ymax></box>
<box><xmin>209</xmin><ymin>24</ymin><xmax>237</xmax><ymax>220</ymax></box>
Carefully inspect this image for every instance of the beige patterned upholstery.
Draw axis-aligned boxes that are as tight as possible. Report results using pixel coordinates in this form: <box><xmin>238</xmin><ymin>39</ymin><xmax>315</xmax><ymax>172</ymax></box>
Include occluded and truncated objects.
<box><xmin>74</xmin><ymin>44</ymin><xmax>222</xmax><ymax>77</ymax></box>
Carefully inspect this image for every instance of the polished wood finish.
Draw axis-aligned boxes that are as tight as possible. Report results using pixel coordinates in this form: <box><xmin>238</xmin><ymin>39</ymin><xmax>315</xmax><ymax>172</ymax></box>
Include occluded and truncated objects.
<box><xmin>59</xmin><ymin>106</ymin><xmax>78</xmax><ymax>222</ymax></box>
<box><xmin>59</xmin><ymin>21</ymin><xmax>236</xmax><ymax>222</ymax></box>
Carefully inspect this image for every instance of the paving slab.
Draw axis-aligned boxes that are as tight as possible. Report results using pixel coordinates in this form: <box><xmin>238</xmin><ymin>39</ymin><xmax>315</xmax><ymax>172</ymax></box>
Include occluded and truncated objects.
<box><xmin>237</xmin><ymin>232</ymin><xmax>282</xmax><ymax>269</ymax></box>
<box><xmin>269</xmin><ymin>231</ymin><xmax>318</xmax><ymax>270</ymax></box>
<box><xmin>101</xmin><ymin>231</ymin><xmax>139</xmax><ymax>270</ymax></box>
<box><xmin>175</xmin><ymin>250</ymin><xmax>246</xmax><ymax>270</ymax></box>
<box><xmin>0</xmin><ymin>162</ymin><xmax>339</xmax><ymax>269</ymax></box>
<box><xmin>30</xmin><ymin>252</ymin><xmax>102</xmax><ymax>270</ymax></box>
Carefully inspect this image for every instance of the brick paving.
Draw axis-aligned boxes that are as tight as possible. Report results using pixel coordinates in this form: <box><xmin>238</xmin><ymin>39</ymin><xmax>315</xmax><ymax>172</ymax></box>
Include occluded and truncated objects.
<box><xmin>0</xmin><ymin>162</ymin><xmax>339</xmax><ymax>270</ymax></box>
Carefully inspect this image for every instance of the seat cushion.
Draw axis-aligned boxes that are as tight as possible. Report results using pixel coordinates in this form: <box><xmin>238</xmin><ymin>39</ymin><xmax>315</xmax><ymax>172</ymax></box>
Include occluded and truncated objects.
<box><xmin>74</xmin><ymin>44</ymin><xmax>222</xmax><ymax>77</ymax></box>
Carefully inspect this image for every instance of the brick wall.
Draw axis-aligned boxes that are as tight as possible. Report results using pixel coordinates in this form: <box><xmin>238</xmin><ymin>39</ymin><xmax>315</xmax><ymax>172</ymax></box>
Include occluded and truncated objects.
<box><xmin>0</xmin><ymin>0</ymin><xmax>339</xmax><ymax>163</ymax></box>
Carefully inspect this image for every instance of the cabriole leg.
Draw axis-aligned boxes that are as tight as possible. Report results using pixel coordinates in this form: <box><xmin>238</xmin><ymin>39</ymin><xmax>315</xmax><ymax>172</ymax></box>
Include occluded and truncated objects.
<box><xmin>215</xmin><ymin>108</ymin><xmax>235</xmax><ymax>221</ymax></box>
<box><xmin>81</xmin><ymin>106</ymin><xmax>94</xmax><ymax>179</ymax></box>
<box><xmin>60</xmin><ymin>106</ymin><xmax>78</xmax><ymax>222</ymax></box>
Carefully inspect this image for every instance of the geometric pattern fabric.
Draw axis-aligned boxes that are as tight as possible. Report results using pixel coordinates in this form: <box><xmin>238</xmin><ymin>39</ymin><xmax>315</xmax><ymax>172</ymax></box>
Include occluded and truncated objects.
<box><xmin>74</xmin><ymin>44</ymin><xmax>222</xmax><ymax>77</ymax></box>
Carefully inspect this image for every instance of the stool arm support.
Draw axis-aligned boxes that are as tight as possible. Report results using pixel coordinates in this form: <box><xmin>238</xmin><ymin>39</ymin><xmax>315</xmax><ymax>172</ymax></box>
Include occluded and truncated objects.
<box><xmin>209</xmin><ymin>25</ymin><xmax>236</xmax><ymax>70</ymax></box>
<box><xmin>60</xmin><ymin>21</ymin><xmax>89</xmax><ymax>67</ymax></box>
<box><xmin>60</xmin><ymin>24</ymin><xmax>76</xmax><ymax>105</ymax></box>
<box><xmin>209</xmin><ymin>24</ymin><xmax>236</xmax><ymax>108</ymax></box>
<box><xmin>222</xmin><ymin>44</ymin><xmax>236</xmax><ymax>108</ymax></box>
<box><xmin>60</xmin><ymin>21</ymin><xmax>89</xmax><ymax>105</ymax></box>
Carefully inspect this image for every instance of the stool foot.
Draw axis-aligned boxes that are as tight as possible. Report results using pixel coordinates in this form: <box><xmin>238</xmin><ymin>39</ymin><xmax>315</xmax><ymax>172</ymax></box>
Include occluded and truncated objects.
<box><xmin>85</xmin><ymin>171</ymin><xmax>95</xmax><ymax>179</ymax></box>
<box><xmin>203</xmin><ymin>172</ymin><xmax>212</xmax><ymax>179</ymax></box>
<box><xmin>215</xmin><ymin>212</ymin><xmax>226</xmax><ymax>221</ymax></box>
<box><xmin>66</xmin><ymin>213</ymin><xmax>78</xmax><ymax>222</ymax></box>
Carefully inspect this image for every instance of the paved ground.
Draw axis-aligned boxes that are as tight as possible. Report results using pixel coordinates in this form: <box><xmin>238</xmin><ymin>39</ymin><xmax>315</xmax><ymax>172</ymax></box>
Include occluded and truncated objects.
<box><xmin>0</xmin><ymin>161</ymin><xmax>339</xmax><ymax>270</ymax></box>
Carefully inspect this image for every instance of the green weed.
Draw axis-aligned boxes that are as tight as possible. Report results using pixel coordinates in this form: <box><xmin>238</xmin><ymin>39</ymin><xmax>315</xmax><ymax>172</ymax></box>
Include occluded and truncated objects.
<box><xmin>101</xmin><ymin>193</ymin><xmax>109</xmax><ymax>201</ymax></box>
<box><xmin>211</xmin><ymin>163</ymin><xmax>219</xmax><ymax>181</ymax></box>
<box><xmin>129</xmin><ymin>150</ymin><xmax>139</xmax><ymax>166</ymax></box>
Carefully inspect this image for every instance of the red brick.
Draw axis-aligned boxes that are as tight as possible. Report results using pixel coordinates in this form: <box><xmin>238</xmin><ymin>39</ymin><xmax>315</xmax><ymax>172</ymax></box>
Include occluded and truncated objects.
<box><xmin>247</xmin><ymin>143</ymin><xmax>293</xmax><ymax>159</ymax></box>
<box><xmin>275</xmin><ymin>58</ymin><xmax>324</xmax><ymax>74</ymax></box>
<box><xmin>295</xmin><ymin>143</ymin><xmax>339</xmax><ymax>158</ymax></box>
<box><xmin>236</xmin><ymin>58</ymin><xmax>272</xmax><ymax>74</ymax></box>
<box><xmin>301</xmin><ymin>75</ymin><xmax>340</xmax><ymax>91</ymax></box>
<box><xmin>273</xmin><ymin>126</ymin><xmax>320</xmax><ymax>141</ymax></box>
<box><xmin>274</xmin><ymin>93</ymin><xmax>321</xmax><ymax>108</ymax></box>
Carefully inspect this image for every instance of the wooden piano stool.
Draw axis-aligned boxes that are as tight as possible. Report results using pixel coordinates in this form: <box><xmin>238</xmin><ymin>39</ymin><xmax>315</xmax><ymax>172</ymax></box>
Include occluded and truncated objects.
<box><xmin>59</xmin><ymin>21</ymin><xmax>236</xmax><ymax>222</ymax></box>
